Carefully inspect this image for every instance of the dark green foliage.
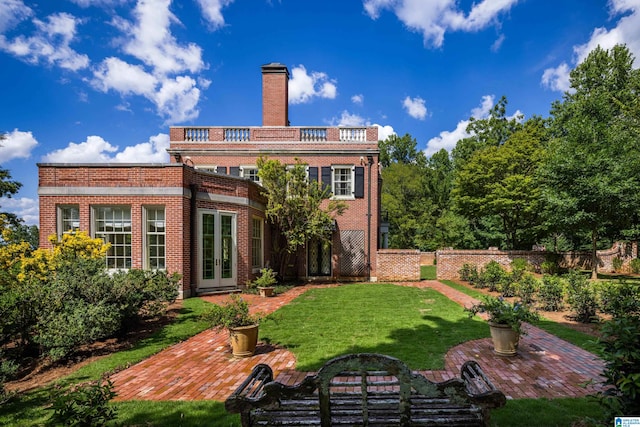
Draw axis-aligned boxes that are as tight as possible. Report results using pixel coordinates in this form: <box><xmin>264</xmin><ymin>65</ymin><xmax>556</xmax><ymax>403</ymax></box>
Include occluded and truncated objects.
<box><xmin>49</xmin><ymin>379</ymin><xmax>117</xmax><ymax>426</ymax></box>
<box><xmin>538</xmin><ymin>275</ymin><xmax>565</xmax><ymax>311</ymax></box>
<box><xmin>598</xmin><ymin>281</ymin><xmax>640</xmax><ymax>318</ymax></box>
<box><xmin>515</xmin><ymin>273</ymin><xmax>539</xmax><ymax>305</ymax></box>
<box><xmin>630</xmin><ymin>258</ymin><xmax>640</xmax><ymax>274</ymax></box>
<box><xmin>479</xmin><ymin>260</ymin><xmax>506</xmax><ymax>292</ymax></box>
<box><xmin>612</xmin><ymin>256</ymin><xmax>623</xmax><ymax>272</ymax></box>
<box><xmin>598</xmin><ymin>316</ymin><xmax>640</xmax><ymax>420</ymax></box>
<box><xmin>458</xmin><ymin>263</ymin><xmax>478</xmax><ymax>284</ymax></box>
<box><xmin>564</xmin><ymin>270</ymin><xmax>598</xmax><ymax>323</ymax></box>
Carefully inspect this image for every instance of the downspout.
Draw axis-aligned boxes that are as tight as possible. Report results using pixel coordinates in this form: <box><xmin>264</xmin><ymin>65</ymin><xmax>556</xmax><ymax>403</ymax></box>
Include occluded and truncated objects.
<box><xmin>367</xmin><ymin>155</ymin><xmax>374</xmax><ymax>281</ymax></box>
<box><xmin>190</xmin><ymin>183</ymin><xmax>199</xmax><ymax>298</ymax></box>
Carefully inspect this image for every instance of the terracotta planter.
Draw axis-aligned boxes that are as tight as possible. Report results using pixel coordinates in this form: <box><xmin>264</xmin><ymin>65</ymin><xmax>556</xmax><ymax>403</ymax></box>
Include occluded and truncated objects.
<box><xmin>258</xmin><ymin>286</ymin><xmax>275</xmax><ymax>297</ymax></box>
<box><xmin>488</xmin><ymin>322</ymin><xmax>520</xmax><ymax>356</ymax></box>
<box><xmin>229</xmin><ymin>324</ymin><xmax>259</xmax><ymax>357</ymax></box>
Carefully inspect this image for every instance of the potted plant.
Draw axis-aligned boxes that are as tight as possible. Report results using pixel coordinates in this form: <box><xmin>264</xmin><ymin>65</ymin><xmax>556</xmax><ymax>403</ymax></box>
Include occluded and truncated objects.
<box><xmin>466</xmin><ymin>296</ymin><xmax>539</xmax><ymax>356</ymax></box>
<box><xmin>202</xmin><ymin>294</ymin><xmax>262</xmax><ymax>357</ymax></box>
<box><xmin>252</xmin><ymin>267</ymin><xmax>277</xmax><ymax>297</ymax></box>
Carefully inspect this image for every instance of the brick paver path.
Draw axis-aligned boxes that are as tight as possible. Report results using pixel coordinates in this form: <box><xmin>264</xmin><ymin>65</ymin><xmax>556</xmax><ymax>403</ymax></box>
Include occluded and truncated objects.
<box><xmin>110</xmin><ymin>281</ymin><xmax>604</xmax><ymax>402</ymax></box>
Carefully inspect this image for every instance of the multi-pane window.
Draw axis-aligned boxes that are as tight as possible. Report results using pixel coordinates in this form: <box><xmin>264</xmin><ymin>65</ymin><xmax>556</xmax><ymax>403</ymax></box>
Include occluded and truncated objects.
<box><xmin>332</xmin><ymin>166</ymin><xmax>353</xmax><ymax>198</ymax></box>
<box><xmin>59</xmin><ymin>205</ymin><xmax>80</xmax><ymax>236</ymax></box>
<box><xmin>94</xmin><ymin>206</ymin><xmax>132</xmax><ymax>269</ymax></box>
<box><xmin>145</xmin><ymin>207</ymin><xmax>166</xmax><ymax>270</ymax></box>
<box><xmin>241</xmin><ymin>166</ymin><xmax>261</xmax><ymax>183</ymax></box>
<box><xmin>251</xmin><ymin>217</ymin><xmax>263</xmax><ymax>270</ymax></box>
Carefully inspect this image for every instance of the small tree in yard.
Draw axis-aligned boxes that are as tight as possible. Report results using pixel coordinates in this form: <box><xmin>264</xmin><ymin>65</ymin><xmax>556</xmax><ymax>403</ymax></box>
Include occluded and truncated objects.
<box><xmin>257</xmin><ymin>157</ymin><xmax>347</xmax><ymax>279</ymax></box>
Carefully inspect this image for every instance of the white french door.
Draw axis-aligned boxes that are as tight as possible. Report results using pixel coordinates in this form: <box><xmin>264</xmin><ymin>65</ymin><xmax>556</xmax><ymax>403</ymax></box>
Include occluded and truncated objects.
<box><xmin>198</xmin><ymin>210</ymin><xmax>237</xmax><ymax>290</ymax></box>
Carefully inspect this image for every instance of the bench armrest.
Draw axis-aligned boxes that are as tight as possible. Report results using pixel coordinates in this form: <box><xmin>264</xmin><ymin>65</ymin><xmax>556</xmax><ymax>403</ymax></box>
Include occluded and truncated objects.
<box><xmin>225</xmin><ymin>364</ymin><xmax>273</xmax><ymax>412</ymax></box>
<box><xmin>461</xmin><ymin>361</ymin><xmax>507</xmax><ymax>409</ymax></box>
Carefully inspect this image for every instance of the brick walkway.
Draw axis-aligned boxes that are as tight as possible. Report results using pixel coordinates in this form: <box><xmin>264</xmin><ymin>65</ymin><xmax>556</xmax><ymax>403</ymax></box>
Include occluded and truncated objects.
<box><xmin>110</xmin><ymin>281</ymin><xmax>604</xmax><ymax>402</ymax></box>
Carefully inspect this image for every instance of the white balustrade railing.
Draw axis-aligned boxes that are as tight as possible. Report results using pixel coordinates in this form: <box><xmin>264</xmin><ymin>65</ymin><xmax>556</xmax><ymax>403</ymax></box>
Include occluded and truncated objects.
<box><xmin>185</xmin><ymin>128</ymin><xmax>209</xmax><ymax>142</ymax></box>
<box><xmin>340</xmin><ymin>128</ymin><xmax>367</xmax><ymax>142</ymax></box>
<box><xmin>224</xmin><ymin>128</ymin><xmax>251</xmax><ymax>141</ymax></box>
<box><xmin>301</xmin><ymin>128</ymin><xmax>327</xmax><ymax>142</ymax></box>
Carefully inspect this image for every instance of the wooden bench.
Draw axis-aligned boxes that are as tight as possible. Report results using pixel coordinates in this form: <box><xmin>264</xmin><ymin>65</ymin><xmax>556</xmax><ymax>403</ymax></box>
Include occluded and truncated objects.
<box><xmin>225</xmin><ymin>353</ymin><xmax>506</xmax><ymax>426</ymax></box>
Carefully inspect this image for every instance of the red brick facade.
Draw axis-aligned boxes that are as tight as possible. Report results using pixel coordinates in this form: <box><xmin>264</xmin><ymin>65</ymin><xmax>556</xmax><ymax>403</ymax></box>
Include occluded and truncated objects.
<box><xmin>37</xmin><ymin>63</ymin><xmax>382</xmax><ymax>297</ymax></box>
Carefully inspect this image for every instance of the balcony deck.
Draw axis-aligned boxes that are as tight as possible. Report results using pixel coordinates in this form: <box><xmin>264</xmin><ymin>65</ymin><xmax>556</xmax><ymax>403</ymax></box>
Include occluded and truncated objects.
<box><xmin>169</xmin><ymin>126</ymin><xmax>378</xmax><ymax>143</ymax></box>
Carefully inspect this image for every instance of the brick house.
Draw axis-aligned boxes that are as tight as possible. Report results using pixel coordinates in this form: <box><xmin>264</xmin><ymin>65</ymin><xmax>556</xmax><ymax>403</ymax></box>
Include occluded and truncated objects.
<box><xmin>38</xmin><ymin>63</ymin><xmax>381</xmax><ymax>298</ymax></box>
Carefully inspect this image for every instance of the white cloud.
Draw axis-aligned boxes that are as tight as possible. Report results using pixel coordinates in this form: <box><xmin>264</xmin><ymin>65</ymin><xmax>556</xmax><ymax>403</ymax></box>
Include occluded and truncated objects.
<box><xmin>363</xmin><ymin>0</ymin><xmax>519</xmax><ymax>48</ymax></box>
<box><xmin>114</xmin><ymin>133</ymin><xmax>170</xmax><ymax>162</ymax></box>
<box><xmin>351</xmin><ymin>94</ymin><xmax>364</xmax><ymax>105</ymax></box>
<box><xmin>92</xmin><ymin>57</ymin><xmax>157</xmax><ymax>96</ymax></box>
<box><xmin>0</xmin><ymin>197</ymin><xmax>39</xmax><ymax>225</ymax></box>
<box><xmin>41</xmin><ymin>133</ymin><xmax>170</xmax><ymax>163</ymax></box>
<box><xmin>0</xmin><ymin>0</ymin><xmax>32</xmax><ymax>33</ymax></box>
<box><xmin>195</xmin><ymin>0</ymin><xmax>235</xmax><ymax>30</ymax></box>
<box><xmin>542</xmin><ymin>1</ymin><xmax>640</xmax><ymax>92</ymax></box>
<box><xmin>0</xmin><ymin>12</ymin><xmax>89</xmax><ymax>71</ymax></box>
<box><xmin>333</xmin><ymin>111</ymin><xmax>368</xmax><ymax>127</ymax></box>
<box><xmin>154</xmin><ymin>76</ymin><xmax>201</xmax><ymax>123</ymax></box>
<box><xmin>424</xmin><ymin>95</ymin><xmax>495</xmax><ymax>156</ymax></box>
<box><xmin>541</xmin><ymin>63</ymin><xmax>571</xmax><ymax>92</ymax></box>
<box><xmin>402</xmin><ymin>96</ymin><xmax>428</xmax><ymax>120</ymax></box>
<box><xmin>491</xmin><ymin>34</ymin><xmax>505</xmax><ymax>52</ymax></box>
<box><xmin>375</xmin><ymin>124</ymin><xmax>396</xmax><ymax>141</ymax></box>
<box><xmin>289</xmin><ymin>65</ymin><xmax>338</xmax><ymax>104</ymax></box>
<box><xmin>0</xmin><ymin>129</ymin><xmax>38</xmax><ymax>161</ymax></box>
<box><xmin>114</xmin><ymin>0</ymin><xmax>204</xmax><ymax>76</ymax></box>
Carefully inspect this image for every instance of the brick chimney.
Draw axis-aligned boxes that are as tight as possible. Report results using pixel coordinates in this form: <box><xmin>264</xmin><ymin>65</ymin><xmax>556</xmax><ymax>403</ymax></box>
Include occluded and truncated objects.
<box><xmin>261</xmin><ymin>63</ymin><xmax>289</xmax><ymax>126</ymax></box>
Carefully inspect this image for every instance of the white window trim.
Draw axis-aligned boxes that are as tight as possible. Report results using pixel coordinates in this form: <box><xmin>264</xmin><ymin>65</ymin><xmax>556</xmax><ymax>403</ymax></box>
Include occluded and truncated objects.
<box><xmin>57</xmin><ymin>204</ymin><xmax>80</xmax><ymax>238</ymax></box>
<box><xmin>251</xmin><ymin>216</ymin><xmax>264</xmax><ymax>273</ymax></box>
<box><xmin>331</xmin><ymin>165</ymin><xmax>355</xmax><ymax>200</ymax></box>
<box><xmin>143</xmin><ymin>206</ymin><xmax>166</xmax><ymax>271</ymax></box>
<box><xmin>92</xmin><ymin>205</ymin><xmax>132</xmax><ymax>271</ymax></box>
<box><xmin>240</xmin><ymin>165</ymin><xmax>262</xmax><ymax>184</ymax></box>
<box><xmin>194</xmin><ymin>165</ymin><xmax>219</xmax><ymax>173</ymax></box>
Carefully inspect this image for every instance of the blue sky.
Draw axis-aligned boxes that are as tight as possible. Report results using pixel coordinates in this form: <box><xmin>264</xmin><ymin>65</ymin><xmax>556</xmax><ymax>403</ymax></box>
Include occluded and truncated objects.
<box><xmin>1</xmin><ymin>0</ymin><xmax>639</xmax><ymax>226</ymax></box>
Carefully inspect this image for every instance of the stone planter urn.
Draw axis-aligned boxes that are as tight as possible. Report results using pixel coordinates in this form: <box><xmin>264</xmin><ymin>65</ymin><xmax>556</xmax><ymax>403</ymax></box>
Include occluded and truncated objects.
<box><xmin>488</xmin><ymin>322</ymin><xmax>520</xmax><ymax>356</ymax></box>
<box><xmin>258</xmin><ymin>286</ymin><xmax>275</xmax><ymax>297</ymax></box>
<box><xmin>229</xmin><ymin>324</ymin><xmax>260</xmax><ymax>358</ymax></box>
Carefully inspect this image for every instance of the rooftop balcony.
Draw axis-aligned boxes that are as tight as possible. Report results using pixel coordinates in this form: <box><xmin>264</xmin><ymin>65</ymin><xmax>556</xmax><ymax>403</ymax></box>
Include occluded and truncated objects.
<box><xmin>169</xmin><ymin>126</ymin><xmax>378</xmax><ymax>143</ymax></box>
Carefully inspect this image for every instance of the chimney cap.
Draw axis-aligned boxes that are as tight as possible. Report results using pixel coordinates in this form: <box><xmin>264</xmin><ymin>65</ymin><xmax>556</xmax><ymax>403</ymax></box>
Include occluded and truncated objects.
<box><xmin>261</xmin><ymin>62</ymin><xmax>289</xmax><ymax>76</ymax></box>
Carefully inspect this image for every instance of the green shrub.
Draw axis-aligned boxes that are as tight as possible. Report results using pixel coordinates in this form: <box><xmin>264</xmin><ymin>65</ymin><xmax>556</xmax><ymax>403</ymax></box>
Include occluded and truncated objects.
<box><xmin>598</xmin><ymin>281</ymin><xmax>640</xmax><ymax>319</ymax></box>
<box><xmin>510</xmin><ymin>258</ymin><xmax>529</xmax><ymax>280</ymax></box>
<box><xmin>458</xmin><ymin>263</ymin><xmax>478</xmax><ymax>284</ymax></box>
<box><xmin>538</xmin><ymin>275</ymin><xmax>565</xmax><ymax>311</ymax></box>
<box><xmin>499</xmin><ymin>275</ymin><xmax>517</xmax><ymax>298</ymax></box>
<box><xmin>612</xmin><ymin>256</ymin><xmax>623</xmax><ymax>272</ymax></box>
<box><xmin>0</xmin><ymin>351</ymin><xmax>18</xmax><ymax>404</ymax></box>
<box><xmin>541</xmin><ymin>260</ymin><xmax>559</xmax><ymax>275</ymax></box>
<box><xmin>249</xmin><ymin>267</ymin><xmax>277</xmax><ymax>289</ymax></box>
<box><xmin>49</xmin><ymin>379</ymin><xmax>117</xmax><ymax>426</ymax></box>
<box><xmin>598</xmin><ymin>316</ymin><xmax>640</xmax><ymax>420</ymax></box>
<box><xmin>516</xmin><ymin>273</ymin><xmax>539</xmax><ymax>305</ymax></box>
<box><xmin>565</xmin><ymin>270</ymin><xmax>598</xmax><ymax>323</ymax></box>
<box><xmin>630</xmin><ymin>258</ymin><xmax>640</xmax><ymax>274</ymax></box>
<box><xmin>480</xmin><ymin>261</ymin><xmax>506</xmax><ymax>292</ymax></box>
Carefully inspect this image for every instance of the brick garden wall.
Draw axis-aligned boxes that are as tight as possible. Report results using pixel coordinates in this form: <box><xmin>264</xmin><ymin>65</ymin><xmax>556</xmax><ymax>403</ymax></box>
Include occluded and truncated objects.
<box><xmin>377</xmin><ymin>249</ymin><xmax>420</xmax><ymax>281</ymax></box>
<box><xmin>436</xmin><ymin>242</ymin><xmax>638</xmax><ymax>279</ymax></box>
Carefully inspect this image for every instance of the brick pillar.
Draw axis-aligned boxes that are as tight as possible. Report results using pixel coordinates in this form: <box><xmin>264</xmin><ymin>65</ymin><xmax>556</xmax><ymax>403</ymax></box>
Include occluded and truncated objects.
<box><xmin>261</xmin><ymin>63</ymin><xmax>289</xmax><ymax>127</ymax></box>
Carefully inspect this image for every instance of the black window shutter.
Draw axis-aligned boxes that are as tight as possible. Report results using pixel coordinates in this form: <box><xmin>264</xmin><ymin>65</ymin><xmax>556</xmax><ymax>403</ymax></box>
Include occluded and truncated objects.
<box><xmin>321</xmin><ymin>167</ymin><xmax>332</xmax><ymax>192</ymax></box>
<box><xmin>216</xmin><ymin>166</ymin><xmax>227</xmax><ymax>174</ymax></box>
<box><xmin>308</xmin><ymin>167</ymin><xmax>318</xmax><ymax>183</ymax></box>
<box><xmin>230</xmin><ymin>167</ymin><xmax>240</xmax><ymax>177</ymax></box>
<box><xmin>355</xmin><ymin>166</ymin><xmax>365</xmax><ymax>198</ymax></box>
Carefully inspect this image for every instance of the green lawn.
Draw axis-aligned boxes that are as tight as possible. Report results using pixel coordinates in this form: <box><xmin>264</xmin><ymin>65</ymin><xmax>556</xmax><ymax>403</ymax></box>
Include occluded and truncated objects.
<box><xmin>421</xmin><ymin>264</ymin><xmax>437</xmax><ymax>280</ymax></box>
<box><xmin>260</xmin><ymin>283</ymin><xmax>489</xmax><ymax>371</ymax></box>
<box><xmin>2</xmin><ymin>282</ymin><xmax>607</xmax><ymax>426</ymax></box>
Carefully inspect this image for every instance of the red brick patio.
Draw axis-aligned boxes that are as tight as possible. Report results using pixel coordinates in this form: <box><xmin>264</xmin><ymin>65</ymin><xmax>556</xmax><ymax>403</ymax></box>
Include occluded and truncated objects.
<box><xmin>110</xmin><ymin>281</ymin><xmax>604</xmax><ymax>402</ymax></box>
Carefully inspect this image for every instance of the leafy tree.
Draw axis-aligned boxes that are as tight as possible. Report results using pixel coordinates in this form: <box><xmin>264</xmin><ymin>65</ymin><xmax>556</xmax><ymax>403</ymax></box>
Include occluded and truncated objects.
<box><xmin>451</xmin><ymin>96</ymin><xmax>524</xmax><ymax>169</ymax></box>
<box><xmin>378</xmin><ymin>133</ymin><xmax>426</xmax><ymax>167</ymax></box>
<box><xmin>257</xmin><ymin>157</ymin><xmax>346</xmax><ymax>278</ymax></box>
<box><xmin>542</xmin><ymin>44</ymin><xmax>640</xmax><ymax>278</ymax></box>
<box><xmin>452</xmin><ymin>119</ymin><xmax>548</xmax><ymax>249</ymax></box>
